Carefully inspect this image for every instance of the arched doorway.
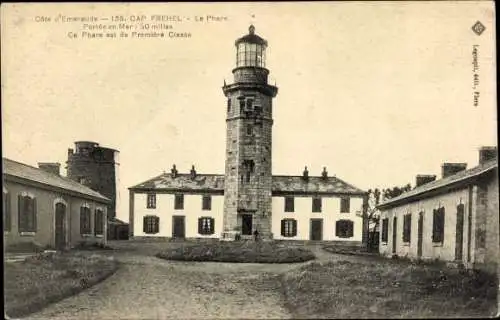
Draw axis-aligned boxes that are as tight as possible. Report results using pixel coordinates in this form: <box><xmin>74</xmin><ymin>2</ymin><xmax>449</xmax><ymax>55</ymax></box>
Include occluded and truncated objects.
<box><xmin>55</xmin><ymin>202</ymin><xmax>66</xmax><ymax>250</ymax></box>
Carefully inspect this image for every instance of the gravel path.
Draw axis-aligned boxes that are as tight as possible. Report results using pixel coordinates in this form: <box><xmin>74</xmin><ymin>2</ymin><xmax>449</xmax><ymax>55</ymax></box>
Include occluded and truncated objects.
<box><xmin>25</xmin><ymin>244</ymin><xmax>362</xmax><ymax>319</ymax></box>
<box><xmin>27</xmin><ymin>253</ymin><xmax>299</xmax><ymax>319</ymax></box>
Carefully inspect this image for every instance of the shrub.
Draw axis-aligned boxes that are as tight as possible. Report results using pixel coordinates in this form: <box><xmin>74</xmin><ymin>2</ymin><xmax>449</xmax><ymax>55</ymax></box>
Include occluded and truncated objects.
<box><xmin>156</xmin><ymin>241</ymin><xmax>315</xmax><ymax>263</ymax></box>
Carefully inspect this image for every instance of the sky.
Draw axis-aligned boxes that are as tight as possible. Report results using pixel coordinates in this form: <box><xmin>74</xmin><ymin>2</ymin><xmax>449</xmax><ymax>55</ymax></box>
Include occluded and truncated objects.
<box><xmin>2</xmin><ymin>2</ymin><xmax>497</xmax><ymax>222</ymax></box>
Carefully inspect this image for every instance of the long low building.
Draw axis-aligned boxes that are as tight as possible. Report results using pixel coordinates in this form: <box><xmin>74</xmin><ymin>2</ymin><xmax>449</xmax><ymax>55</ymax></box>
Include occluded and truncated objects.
<box><xmin>377</xmin><ymin>147</ymin><xmax>498</xmax><ymax>272</ymax></box>
<box><xmin>129</xmin><ymin>166</ymin><xmax>367</xmax><ymax>243</ymax></box>
<box><xmin>3</xmin><ymin>158</ymin><xmax>110</xmax><ymax>250</ymax></box>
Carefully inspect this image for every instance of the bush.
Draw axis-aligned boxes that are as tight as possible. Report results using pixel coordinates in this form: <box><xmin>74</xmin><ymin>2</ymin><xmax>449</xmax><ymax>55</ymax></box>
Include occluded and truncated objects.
<box><xmin>156</xmin><ymin>241</ymin><xmax>315</xmax><ymax>263</ymax></box>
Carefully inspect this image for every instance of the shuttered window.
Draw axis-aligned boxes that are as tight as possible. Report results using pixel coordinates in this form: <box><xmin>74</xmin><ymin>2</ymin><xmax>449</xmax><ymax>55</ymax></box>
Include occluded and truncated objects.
<box><xmin>94</xmin><ymin>209</ymin><xmax>104</xmax><ymax>235</ymax></box>
<box><xmin>80</xmin><ymin>206</ymin><xmax>92</xmax><ymax>234</ymax></box>
<box><xmin>312</xmin><ymin>197</ymin><xmax>322</xmax><ymax>213</ymax></box>
<box><xmin>381</xmin><ymin>218</ymin><xmax>389</xmax><ymax>242</ymax></box>
<box><xmin>143</xmin><ymin>215</ymin><xmax>160</xmax><ymax>234</ymax></box>
<box><xmin>174</xmin><ymin>194</ymin><xmax>184</xmax><ymax>210</ymax></box>
<box><xmin>198</xmin><ymin>217</ymin><xmax>215</xmax><ymax>235</ymax></box>
<box><xmin>336</xmin><ymin>219</ymin><xmax>354</xmax><ymax>238</ymax></box>
<box><xmin>281</xmin><ymin>219</ymin><xmax>297</xmax><ymax>237</ymax></box>
<box><xmin>432</xmin><ymin>207</ymin><xmax>445</xmax><ymax>243</ymax></box>
<box><xmin>18</xmin><ymin>195</ymin><xmax>37</xmax><ymax>233</ymax></box>
<box><xmin>3</xmin><ymin>191</ymin><xmax>11</xmax><ymax>232</ymax></box>
<box><xmin>284</xmin><ymin>197</ymin><xmax>294</xmax><ymax>212</ymax></box>
<box><xmin>403</xmin><ymin>214</ymin><xmax>411</xmax><ymax>243</ymax></box>
<box><xmin>202</xmin><ymin>196</ymin><xmax>212</xmax><ymax>211</ymax></box>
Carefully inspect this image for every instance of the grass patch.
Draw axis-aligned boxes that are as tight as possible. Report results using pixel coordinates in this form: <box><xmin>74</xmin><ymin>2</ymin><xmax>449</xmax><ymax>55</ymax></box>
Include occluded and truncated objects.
<box><xmin>5</xmin><ymin>241</ymin><xmax>46</xmax><ymax>253</ymax></box>
<box><xmin>281</xmin><ymin>259</ymin><xmax>498</xmax><ymax>318</ymax></box>
<box><xmin>322</xmin><ymin>244</ymin><xmax>377</xmax><ymax>257</ymax></box>
<box><xmin>72</xmin><ymin>241</ymin><xmax>115</xmax><ymax>251</ymax></box>
<box><xmin>4</xmin><ymin>252</ymin><xmax>119</xmax><ymax>318</ymax></box>
<box><xmin>156</xmin><ymin>240</ymin><xmax>316</xmax><ymax>263</ymax></box>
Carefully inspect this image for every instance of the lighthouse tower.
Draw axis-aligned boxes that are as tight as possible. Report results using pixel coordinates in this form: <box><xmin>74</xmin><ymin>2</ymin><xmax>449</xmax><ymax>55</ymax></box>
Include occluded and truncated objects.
<box><xmin>222</xmin><ymin>25</ymin><xmax>278</xmax><ymax>239</ymax></box>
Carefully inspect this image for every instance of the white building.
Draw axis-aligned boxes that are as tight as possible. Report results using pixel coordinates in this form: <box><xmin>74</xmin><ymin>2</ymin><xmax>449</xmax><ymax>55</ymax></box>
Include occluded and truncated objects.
<box><xmin>377</xmin><ymin>147</ymin><xmax>498</xmax><ymax>272</ymax></box>
<box><xmin>129</xmin><ymin>166</ymin><xmax>366</xmax><ymax>243</ymax></box>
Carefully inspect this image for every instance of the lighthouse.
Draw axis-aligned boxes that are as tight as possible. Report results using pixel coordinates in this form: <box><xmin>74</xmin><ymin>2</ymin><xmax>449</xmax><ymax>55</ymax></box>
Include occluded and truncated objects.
<box><xmin>222</xmin><ymin>25</ymin><xmax>278</xmax><ymax>239</ymax></box>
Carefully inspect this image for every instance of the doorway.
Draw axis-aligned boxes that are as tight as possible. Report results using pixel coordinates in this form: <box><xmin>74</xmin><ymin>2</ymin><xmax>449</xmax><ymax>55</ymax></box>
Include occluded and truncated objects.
<box><xmin>241</xmin><ymin>214</ymin><xmax>253</xmax><ymax>235</ymax></box>
<box><xmin>392</xmin><ymin>217</ymin><xmax>397</xmax><ymax>254</ymax></box>
<box><xmin>310</xmin><ymin>219</ymin><xmax>323</xmax><ymax>241</ymax></box>
<box><xmin>55</xmin><ymin>203</ymin><xmax>66</xmax><ymax>250</ymax></box>
<box><xmin>455</xmin><ymin>204</ymin><xmax>465</xmax><ymax>261</ymax></box>
<box><xmin>417</xmin><ymin>212</ymin><xmax>423</xmax><ymax>258</ymax></box>
<box><xmin>172</xmin><ymin>216</ymin><xmax>185</xmax><ymax>238</ymax></box>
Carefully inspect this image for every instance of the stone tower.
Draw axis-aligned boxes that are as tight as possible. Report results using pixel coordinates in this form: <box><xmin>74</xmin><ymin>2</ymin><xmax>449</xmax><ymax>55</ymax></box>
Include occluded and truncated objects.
<box><xmin>66</xmin><ymin>141</ymin><xmax>120</xmax><ymax>220</ymax></box>
<box><xmin>222</xmin><ymin>25</ymin><xmax>278</xmax><ymax>239</ymax></box>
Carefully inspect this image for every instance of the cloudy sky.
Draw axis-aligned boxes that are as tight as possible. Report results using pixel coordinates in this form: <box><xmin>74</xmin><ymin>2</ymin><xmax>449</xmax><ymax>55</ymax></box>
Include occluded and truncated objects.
<box><xmin>2</xmin><ymin>2</ymin><xmax>496</xmax><ymax>221</ymax></box>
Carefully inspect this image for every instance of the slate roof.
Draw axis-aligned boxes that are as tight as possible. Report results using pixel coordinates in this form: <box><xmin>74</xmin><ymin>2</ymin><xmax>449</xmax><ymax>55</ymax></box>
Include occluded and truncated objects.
<box><xmin>129</xmin><ymin>172</ymin><xmax>366</xmax><ymax>196</ymax></box>
<box><xmin>3</xmin><ymin>158</ymin><xmax>110</xmax><ymax>203</ymax></box>
<box><xmin>377</xmin><ymin>159</ymin><xmax>498</xmax><ymax>210</ymax></box>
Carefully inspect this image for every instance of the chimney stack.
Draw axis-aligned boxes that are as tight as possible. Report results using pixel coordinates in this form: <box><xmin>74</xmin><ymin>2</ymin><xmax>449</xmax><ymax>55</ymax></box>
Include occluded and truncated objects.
<box><xmin>415</xmin><ymin>174</ymin><xmax>437</xmax><ymax>187</ymax></box>
<box><xmin>302</xmin><ymin>166</ymin><xmax>309</xmax><ymax>181</ymax></box>
<box><xmin>171</xmin><ymin>164</ymin><xmax>178</xmax><ymax>178</ymax></box>
<box><xmin>38</xmin><ymin>162</ymin><xmax>61</xmax><ymax>176</ymax></box>
<box><xmin>321</xmin><ymin>167</ymin><xmax>328</xmax><ymax>180</ymax></box>
<box><xmin>441</xmin><ymin>163</ymin><xmax>467</xmax><ymax>179</ymax></box>
<box><xmin>190</xmin><ymin>165</ymin><xmax>197</xmax><ymax>179</ymax></box>
<box><xmin>479</xmin><ymin>146</ymin><xmax>497</xmax><ymax>164</ymax></box>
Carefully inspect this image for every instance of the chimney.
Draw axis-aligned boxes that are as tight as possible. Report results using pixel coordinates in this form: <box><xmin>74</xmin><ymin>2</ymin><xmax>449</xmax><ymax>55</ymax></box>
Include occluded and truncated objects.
<box><xmin>302</xmin><ymin>166</ymin><xmax>309</xmax><ymax>181</ymax></box>
<box><xmin>190</xmin><ymin>165</ymin><xmax>197</xmax><ymax>179</ymax></box>
<box><xmin>321</xmin><ymin>167</ymin><xmax>328</xmax><ymax>180</ymax></box>
<box><xmin>38</xmin><ymin>162</ymin><xmax>61</xmax><ymax>176</ymax></box>
<box><xmin>479</xmin><ymin>146</ymin><xmax>497</xmax><ymax>164</ymax></box>
<box><xmin>441</xmin><ymin>163</ymin><xmax>467</xmax><ymax>179</ymax></box>
<box><xmin>171</xmin><ymin>164</ymin><xmax>178</xmax><ymax>178</ymax></box>
<box><xmin>415</xmin><ymin>174</ymin><xmax>437</xmax><ymax>187</ymax></box>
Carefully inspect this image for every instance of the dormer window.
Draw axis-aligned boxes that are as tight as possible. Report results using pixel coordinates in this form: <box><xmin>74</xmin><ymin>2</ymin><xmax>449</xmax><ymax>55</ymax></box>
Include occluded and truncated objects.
<box><xmin>227</xmin><ymin>99</ymin><xmax>231</xmax><ymax>112</ymax></box>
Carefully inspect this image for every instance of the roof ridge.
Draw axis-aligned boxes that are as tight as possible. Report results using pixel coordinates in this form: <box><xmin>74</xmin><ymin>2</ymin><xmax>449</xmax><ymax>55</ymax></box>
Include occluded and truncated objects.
<box><xmin>3</xmin><ymin>157</ymin><xmax>109</xmax><ymax>201</ymax></box>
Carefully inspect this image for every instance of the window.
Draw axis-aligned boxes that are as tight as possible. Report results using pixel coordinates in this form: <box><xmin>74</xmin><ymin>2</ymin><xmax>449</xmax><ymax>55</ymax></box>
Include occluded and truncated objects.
<box><xmin>202</xmin><ymin>195</ymin><xmax>212</xmax><ymax>211</ymax></box>
<box><xmin>312</xmin><ymin>197</ymin><xmax>322</xmax><ymax>213</ymax></box>
<box><xmin>340</xmin><ymin>197</ymin><xmax>350</xmax><ymax>213</ymax></box>
<box><xmin>147</xmin><ymin>193</ymin><xmax>156</xmax><ymax>209</ymax></box>
<box><xmin>227</xmin><ymin>98</ymin><xmax>231</xmax><ymax>112</ymax></box>
<box><xmin>432</xmin><ymin>207</ymin><xmax>445</xmax><ymax>243</ymax></box>
<box><xmin>336</xmin><ymin>220</ymin><xmax>354</xmax><ymax>238</ymax></box>
<box><xmin>284</xmin><ymin>197</ymin><xmax>294</xmax><ymax>212</ymax></box>
<box><xmin>240</xmin><ymin>99</ymin><xmax>245</xmax><ymax>113</ymax></box>
<box><xmin>246</xmin><ymin>124</ymin><xmax>253</xmax><ymax>136</ymax></box>
<box><xmin>198</xmin><ymin>217</ymin><xmax>215</xmax><ymax>235</ymax></box>
<box><xmin>246</xmin><ymin>99</ymin><xmax>253</xmax><ymax>111</ymax></box>
<box><xmin>3</xmin><ymin>191</ymin><xmax>11</xmax><ymax>231</ymax></box>
<box><xmin>381</xmin><ymin>218</ymin><xmax>389</xmax><ymax>242</ymax></box>
<box><xmin>243</xmin><ymin>160</ymin><xmax>255</xmax><ymax>183</ymax></box>
<box><xmin>174</xmin><ymin>194</ymin><xmax>184</xmax><ymax>210</ymax></box>
<box><xmin>80</xmin><ymin>206</ymin><xmax>91</xmax><ymax>235</ymax></box>
<box><xmin>403</xmin><ymin>213</ymin><xmax>411</xmax><ymax>243</ymax></box>
<box><xmin>94</xmin><ymin>209</ymin><xmax>104</xmax><ymax>235</ymax></box>
<box><xmin>18</xmin><ymin>194</ymin><xmax>37</xmax><ymax>233</ymax></box>
<box><xmin>143</xmin><ymin>215</ymin><xmax>160</xmax><ymax>234</ymax></box>
<box><xmin>281</xmin><ymin>219</ymin><xmax>297</xmax><ymax>237</ymax></box>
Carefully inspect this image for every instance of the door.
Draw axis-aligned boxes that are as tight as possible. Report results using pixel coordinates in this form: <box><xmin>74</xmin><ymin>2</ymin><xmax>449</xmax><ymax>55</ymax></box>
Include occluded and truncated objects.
<box><xmin>172</xmin><ymin>216</ymin><xmax>185</xmax><ymax>238</ymax></box>
<box><xmin>241</xmin><ymin>214</ymin><xmax>253</xmax><ymax>235</ymax></box>
<box><xmin>392</xmin><ymin>217</ymin><xmax>397</xmax><ymax>254</ymax></box>
<box><xmin>55</xmin><ymin>203</ymin><xmax>66</xmax><ymax>250</ymax></box>
<box><xmin>417</xmin><ymin>212</ymin><xmax>423</xmax><ymax>257</ymax></box>
<box><xmin>310</xmin><ymin>219</ymin><xmax>323</xmax><ymax>241</ymax></box>
<box><xmin>455</xmin><ymin>204</ymin><xmax>465</xmax><ymax>261</ymax></box>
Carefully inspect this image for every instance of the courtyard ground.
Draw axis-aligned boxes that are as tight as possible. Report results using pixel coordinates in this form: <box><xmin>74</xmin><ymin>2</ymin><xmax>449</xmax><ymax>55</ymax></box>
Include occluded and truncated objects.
<box><xmin>9</xmin><ymin>240</ymin><xmax>498</xmax><ymax>319</ymax></box>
